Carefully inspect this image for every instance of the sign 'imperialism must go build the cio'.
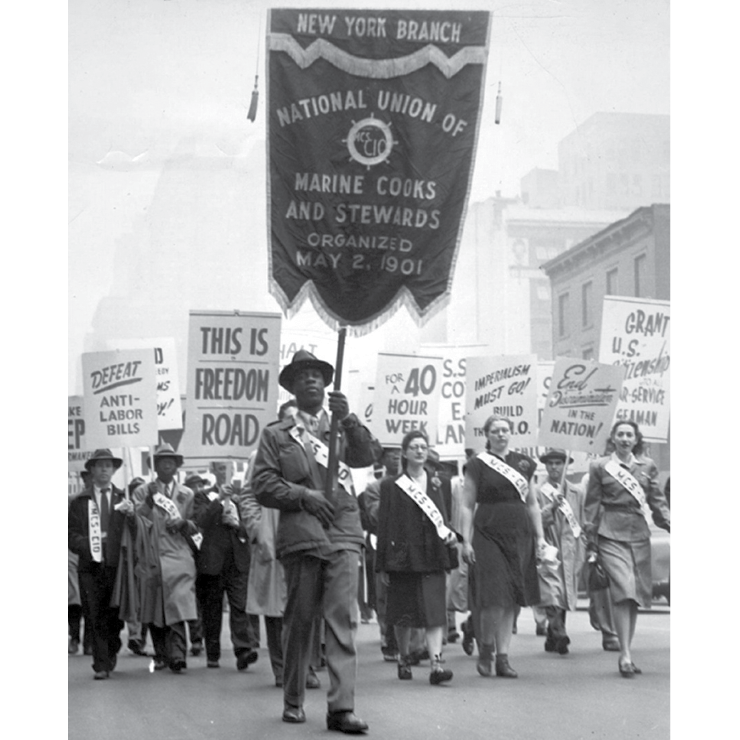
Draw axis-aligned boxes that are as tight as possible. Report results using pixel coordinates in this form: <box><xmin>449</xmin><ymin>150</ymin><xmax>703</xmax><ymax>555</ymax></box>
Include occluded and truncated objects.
<box><xmin>267</xmin><ymin>8</ymin><xmax>490</xmax><ymax>330</ymax></box>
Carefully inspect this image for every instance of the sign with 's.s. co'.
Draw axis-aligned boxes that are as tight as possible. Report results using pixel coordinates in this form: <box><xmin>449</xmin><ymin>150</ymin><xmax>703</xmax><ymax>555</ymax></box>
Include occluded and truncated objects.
<box><xmin>181</xmin><ymin>311</ymin><xmax>282</xmax><ymax>461</ymax></box>
<box><xmin>82</xmin><ymin>349</ymin><xmax>159</xmax><ymax>449</ymax></box>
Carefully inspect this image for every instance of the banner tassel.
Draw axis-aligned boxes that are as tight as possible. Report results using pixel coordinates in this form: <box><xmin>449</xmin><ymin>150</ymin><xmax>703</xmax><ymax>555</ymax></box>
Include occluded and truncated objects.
<box><xmin>495</xmin><ymin>81</ymin><xmax>502</xmax><ymax>125</ymax></box>
<box><xmin>247</xmin><ymin>76</ymin><xmax>259</xmax><ymax>122</ymax></box>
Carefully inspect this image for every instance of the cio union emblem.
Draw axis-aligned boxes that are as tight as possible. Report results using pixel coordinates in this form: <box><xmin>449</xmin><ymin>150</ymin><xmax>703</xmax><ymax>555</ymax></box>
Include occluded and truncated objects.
<box><xmin>345</xmin><ymin>116</ymin><xmax>395</xmax><ymax>168</ymax></box>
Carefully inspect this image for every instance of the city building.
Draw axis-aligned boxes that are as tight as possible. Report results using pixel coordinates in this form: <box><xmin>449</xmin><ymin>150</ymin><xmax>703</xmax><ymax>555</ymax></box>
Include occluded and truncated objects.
<box><xmin>540</xmin><ymin>203</ymin><xmax>670</xmax><ymax>472</ymax></box>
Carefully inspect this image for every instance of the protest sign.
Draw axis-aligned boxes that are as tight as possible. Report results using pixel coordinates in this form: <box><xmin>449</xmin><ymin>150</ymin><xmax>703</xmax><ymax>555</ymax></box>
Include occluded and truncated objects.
<box><xmin>267</xmin><ymin>8</ymin><xmax>491</xmax><ymax>331</ymax></box>
<box><xmin>181</xmin><ymin>311</ymin><xmax>282</xmax><ymax>461</ymax></box>
<box><xmin>372</xmin><ymin>352</ymin><xmax>443</xmax><ymax>445</ymax></box>
<box><xmin>68</xmin><ymin>395</ymin><xmax>92</xmax><ymax>472</ymax></box>
<box><xmin>538</xmin><ymin>358</ymin><xmax>625</xmax><ymax>454</ymax></box>
<box><xmin>359</xmin><ymin>381</ymin><xmax>375</xmax><ymax>429</ymax></box>
<box><xmin>599</xmin><ymin>296</ymin><xmax>670</xmax><ymax>443</ymax></box>
<box><xmin>82</xmin><ymin>349</ymin><xmax>159</xmax><ymax>449</ymax></box>
<box><xmin>108</xmin><ymin>337</ymin><xmax>183</xmax><ymax>431</ymax></box>
<box><xmin>465</xmin><ymin>355</ymin><xmax>539</xmax><ymax>451</ymax></box>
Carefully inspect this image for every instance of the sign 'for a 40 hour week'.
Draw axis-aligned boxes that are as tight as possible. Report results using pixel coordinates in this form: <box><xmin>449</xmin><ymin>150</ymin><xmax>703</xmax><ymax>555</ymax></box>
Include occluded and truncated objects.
<box><xmin>372</xmin><ymin>352</ymin><xmax>443</xmax><ymax>446</ymax></box>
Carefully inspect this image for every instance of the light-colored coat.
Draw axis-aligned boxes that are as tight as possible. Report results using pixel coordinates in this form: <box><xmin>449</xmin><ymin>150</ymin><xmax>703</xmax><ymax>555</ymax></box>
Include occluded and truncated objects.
<box><xmin>536</xmin><ymin>480</ymin><xmax>586</xmax><ymax>611</ymax></box>
<box><xmin>133</xmin><ymin>479</ymin><xmax>198</xmax><ymax>626</ymax></box>
<box><xmin>242</xmin><ymin>452</ymin><xmax>287</xmax><ymax>616</ymax></box>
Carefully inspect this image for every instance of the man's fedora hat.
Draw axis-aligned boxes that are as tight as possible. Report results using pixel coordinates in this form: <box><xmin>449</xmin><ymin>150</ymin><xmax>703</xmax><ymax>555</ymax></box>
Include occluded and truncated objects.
<box><xmin>148</xmin><ymin>443</ymin><xmax>184</xmax><ymax>468</ymax></box>
<box><xmin>279</xmin><ymin>349</ymin><xmax>334</xmax><ymax>392</ymax></box>
<box><xmin>85</xmin><ymin>448</ymin><xmax>123</xmax><ymax>471</ymax></box>
<box><xmin>539</xmin><ymin>448</ymin><xmax>574</xmax><ymax>465</ymax></box>
<box><xmin>184</xmin><ymin>473</ymin><xmax>208</xmax><ymax>488</ymax></box>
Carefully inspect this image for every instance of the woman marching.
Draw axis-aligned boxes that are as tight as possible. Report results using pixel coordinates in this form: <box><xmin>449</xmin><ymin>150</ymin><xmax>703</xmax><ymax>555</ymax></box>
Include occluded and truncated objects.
<box><xmin>585</xmin><ymin>420</ymin><xmax>670</xmax><ymax>677</ymax></box>
<box><xmin>460</xmin><ymin>415</ymin><xmax>546</xmax><ymax>679</ymax></box>
<box><xmin>375</xmin><ymin>430</ymin><xmax>458</xmax><ymax>685</ymax></box>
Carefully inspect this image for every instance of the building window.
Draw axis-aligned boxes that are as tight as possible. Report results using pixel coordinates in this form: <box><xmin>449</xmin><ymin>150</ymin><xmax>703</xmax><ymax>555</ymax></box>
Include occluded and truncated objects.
<box><xmin>606</xmin><ymin>268</ymin><xmax>618</xmax><ymax>295</ymax></box>
<box><xmin>634</xmin><ymin>254</ymin><xmax>647</xmax><ymax>297</ymax></box>
<box><xmin>558</xmin><ymin>293</ymin><xmax>570</xmax><ymax>337</ymax></box>
<box><xmin>581</xmin><ymin>281</ymin><xmax>593</xmax><ymax>327</ymax></box>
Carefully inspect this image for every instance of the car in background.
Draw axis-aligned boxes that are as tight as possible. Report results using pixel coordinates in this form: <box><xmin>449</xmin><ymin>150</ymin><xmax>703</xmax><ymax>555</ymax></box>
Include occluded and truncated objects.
<box><xmin>650</xmin><ymin>522</ymin><xmax>670</xmax><ymax>604</ymax></box>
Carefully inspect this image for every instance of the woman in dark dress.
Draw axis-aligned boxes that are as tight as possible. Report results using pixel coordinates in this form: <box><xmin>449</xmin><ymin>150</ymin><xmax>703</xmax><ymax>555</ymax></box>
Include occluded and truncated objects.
<box><xmin>460</xmin><ymin>415</ymin><xmax>546</xmax><ymax>678</ymax></box>
<box><xmin>375</xmin><ymin>430</ymin><xmax>458</xmax><ymax>685</ymax></box>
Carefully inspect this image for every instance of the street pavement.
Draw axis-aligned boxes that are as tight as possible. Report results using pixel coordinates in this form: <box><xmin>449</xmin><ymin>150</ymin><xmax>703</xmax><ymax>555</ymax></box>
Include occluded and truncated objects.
<box><xmin>68</xmin><ymin>601</ymin><xmax>669</xmax><ymax>740</ymax></box>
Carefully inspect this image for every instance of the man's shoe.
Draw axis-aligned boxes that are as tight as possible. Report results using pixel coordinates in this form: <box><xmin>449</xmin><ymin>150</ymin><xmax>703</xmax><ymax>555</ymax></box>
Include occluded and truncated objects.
<box><xmin>207</xmin><ymin>659</ymin><xmax>220</xmax><ymax>668</ymax></box>
<box><xmin>306</xmin><ymin>667</ymin><xmax>321</xmax><ymax>689</ymax></box>
<box><xmin>84</xmin><ymin>646</ymin><xmax>94</xmax><ymax>656</ymax></box>
<box><xmin>93</xmin><ymin>670</ymin><xmax>109</xmax><ymax>680</ymax></box>
<box><xmin>495</xmin><ymin>655</ymin><xmax>518</xmax><ymax>678</ymax></box>
<box><xmin>236</xmin><ymin>649</ymin><xmax>259</xmax><ymax>671</ymax></box>
<box><xmin>544</xmin><ymin>637</ymin><xmax>556</xmax><ymax>652</ymax></box>
<box><xmin>68</xmin><ymin>638</ymin><xmax>80</xmax><ymax>655</ymax></box>
<box><xmin>153</xmin><ymin>658</ymin><xmax>168</xmax><ymax>671</ymax></box>
<box><xmin>128</xmin><ymin>640</ymin><xmax>148</xmax><ymax>657</ymax></box>
<box><xmin>602</xmin><ymin>638</ymin><xmax>621</xmax><ymax>652</ymax></box>
<box><xmin>381</xmin><ymin>646</ymin><xmax>399</xmax><ymax>662</ymax></box>
<box><xmin>326</xmin><ymin>711</ymin><xmax>369</xmax><ymax>734</ymax></box>
<box><xmin>447</xmin><ymin>630</ymin><xmax>460</xmax><ymax>644</ymax></box>
<box><xmin>557</xmin><ymin>636</ymin><xmax>571</xmax><ymax>655</ymax></box>
<box><xmin>190</xmin><ymin>641</ymin><xmax>203</xmax><ymax>657</ymax></box>
<box><xmin>535</xmin><ymin>624</ymin><xmax>547</xmax><ymax>637</ymax></box>
<box><xmin>282</xmin><ymin>705</ymin><xmax>306</xmax><ymax>724</ymax></box>
<box><xmin>170</xmin><ymin>659</ymin><xmax>187</xmax><ymax>674</ymax></box>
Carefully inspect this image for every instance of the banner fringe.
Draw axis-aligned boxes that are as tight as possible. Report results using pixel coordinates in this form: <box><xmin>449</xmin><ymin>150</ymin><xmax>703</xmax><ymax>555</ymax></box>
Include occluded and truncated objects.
<box><xmin>269</xmin><ymin>34</ymin><xmax>488</xmax><ymax>79</ymax></box>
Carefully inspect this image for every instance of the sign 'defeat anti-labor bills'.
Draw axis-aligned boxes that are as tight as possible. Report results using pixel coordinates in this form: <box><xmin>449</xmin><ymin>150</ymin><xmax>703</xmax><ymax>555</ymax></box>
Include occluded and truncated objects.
<box><xmin>181</xmin><ymin>311</ymin><xmax>282</xmax><ymax>461</ymax></box>
<box><xmin>599</xmin><ymin>296</ymin><xmax>670</xmax><ymax>443</ymax></box>
<box><xmin>465</xmin><ymin>355</ymin><xmax>539</xmax><ymax>451</ymax></box>
<box><xmin>267</xmin><ymin>9</ymin><xmax>490</xmax><ymax>330</ymax></box>
<box><xmin>372</xmin><ymin>352</ymin><xmax>443</xmax><ymax>446</ymax></box>
<box><xmin>82</xmin><ymin>349</ymin><xmax>159</xmax><ymax>449</ymax></box>
<box><xmin>538</xmin><ymin>358</ymin><xmax>625</xmax><ymax>454</ymax></box>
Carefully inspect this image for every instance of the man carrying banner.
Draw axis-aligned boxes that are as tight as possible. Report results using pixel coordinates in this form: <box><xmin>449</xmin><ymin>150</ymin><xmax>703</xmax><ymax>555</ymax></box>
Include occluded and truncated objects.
<box><xmin>68</xmin><ymin>449</ymin><xmax>136</xmax><ymax>679</ymax></box>
<box><xmin>535</xmin><ymin>449</ymin><xmax>586</xmax><ymax>655</ymax></box>
<box><xmin>253</xmin><ymin>350</ymin><xmax>380</xmax><ymax>733</ymax></box>
<box><xmin>133</xmin><ymin>444</ymin><xmax>199</xmax><ymax>674</ymax></box>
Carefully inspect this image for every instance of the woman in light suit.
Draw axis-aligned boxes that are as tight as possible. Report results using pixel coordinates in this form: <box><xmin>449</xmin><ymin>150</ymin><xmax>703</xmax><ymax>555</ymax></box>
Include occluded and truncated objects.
<box><xmin>585</xmin><ymin>420</ymin><xmax>670</xmax><ymax>677</ymax></box>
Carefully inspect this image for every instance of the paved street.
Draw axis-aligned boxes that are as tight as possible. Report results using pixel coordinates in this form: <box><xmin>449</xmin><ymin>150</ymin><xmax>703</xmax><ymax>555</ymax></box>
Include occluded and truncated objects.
<box><xmin>68</xmin><ymin>600</ymin><xmax>669</xmax><ymax>740</ymax></box>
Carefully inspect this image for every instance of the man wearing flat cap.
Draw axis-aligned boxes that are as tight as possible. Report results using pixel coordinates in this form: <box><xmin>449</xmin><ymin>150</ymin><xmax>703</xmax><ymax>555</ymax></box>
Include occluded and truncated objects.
<box><xmin>68</xmin><ymin>449</ymin><xmax>136</xmax><ymax>679</ymax></box>
<box><xmin>133</xmin><ymin>443</ymin><xmax>199</xmax><ymax>673</ymax></box>
<box><xmin>535</xmin><ymin>449</ymin><xmax>586</xmax><ymax>655</ymax></box>
<box><xmin>252</xmin><ymin>349</ymin><xmax>381</xmax><ymax>733</ymax></box>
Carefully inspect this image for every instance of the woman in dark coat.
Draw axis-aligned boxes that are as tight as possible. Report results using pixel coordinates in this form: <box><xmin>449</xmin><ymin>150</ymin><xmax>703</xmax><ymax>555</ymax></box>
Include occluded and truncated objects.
<box><xmin>585</xmin><ymin>420</ymin><xmax>670</xmax><ymax>677</ymax></box>
<box><xmin>460</xmin><ymin>415</ymin><xmax>545</xmax><ymax>679</ymax></box>
<box><xmin>375</xmin><ymin>430</ymin><xmax>457</xmax><ymax>685</ymax></box>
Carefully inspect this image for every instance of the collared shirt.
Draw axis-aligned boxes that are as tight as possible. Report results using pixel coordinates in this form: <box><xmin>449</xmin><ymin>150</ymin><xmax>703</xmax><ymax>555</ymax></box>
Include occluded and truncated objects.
<box><xmin>610</xmin><ymin>451</ymin><xmax>636</xmax><ymax>470</ymax></box>
<box><xmin>297</xmin><ymin>408</ymin><xmax>327</xmax><ymax>437</ymax></box>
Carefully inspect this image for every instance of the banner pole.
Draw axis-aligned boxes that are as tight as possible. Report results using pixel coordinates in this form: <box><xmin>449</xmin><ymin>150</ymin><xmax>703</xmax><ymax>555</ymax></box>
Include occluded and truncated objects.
<box><xmin>324</xmin><ymin>326</ymin><xmax>347</xmax><ymax>502</ymax></box>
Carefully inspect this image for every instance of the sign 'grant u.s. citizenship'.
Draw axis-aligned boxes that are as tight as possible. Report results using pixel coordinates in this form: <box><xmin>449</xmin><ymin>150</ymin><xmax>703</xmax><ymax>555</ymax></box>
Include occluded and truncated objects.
<box><xmin>267</xmin><ymin>9</ymin><xmax>490</xmax><ymax>331</ymax></box>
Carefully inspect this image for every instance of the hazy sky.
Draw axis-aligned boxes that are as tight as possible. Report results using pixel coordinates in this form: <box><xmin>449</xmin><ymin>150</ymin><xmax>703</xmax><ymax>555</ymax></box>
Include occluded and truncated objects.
<box><xmin>68</xmin><ymin>0</ymin><xmax>670</xmax><ymax>394</ymax></box>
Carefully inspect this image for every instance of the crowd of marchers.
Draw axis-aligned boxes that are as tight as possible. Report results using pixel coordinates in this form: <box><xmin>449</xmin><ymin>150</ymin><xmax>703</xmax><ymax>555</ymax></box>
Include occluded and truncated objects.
<box><xmin>69</xmin><ymin>349</ymin><xmax>670</xmax><ymax>735</ymax></box>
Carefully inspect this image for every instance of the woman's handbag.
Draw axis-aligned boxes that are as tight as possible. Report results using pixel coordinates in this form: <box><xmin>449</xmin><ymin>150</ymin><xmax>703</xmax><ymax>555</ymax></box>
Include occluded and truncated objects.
<box><xmin>446</xmin><ymin>541</ymin><xmax>460</xmax><ymax>570</ymax></box>
<box><xmin>587</xmin><ymin>553</ymin><xmax>610</xmax><ymax>591</ymax></box>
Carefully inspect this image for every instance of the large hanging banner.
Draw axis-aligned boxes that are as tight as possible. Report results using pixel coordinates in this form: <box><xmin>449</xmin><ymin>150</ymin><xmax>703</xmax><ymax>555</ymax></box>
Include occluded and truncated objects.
<box><xmin>465</xmin><ymin>354</ymin><xmax>539</xmax><ymax>451</ymax></box>
<box><xmin>267</xmin><ymin>8</ymin><xmax>491</xmax><ymax>331</ymax></box>
<box><xmin>598</xmin><ymin>296</ymin><xmax>670</xmax><ymax>443</ymax></box>
<box><xmin>107</xmin><ymin>337</ymin><xmax>183</xmax><ymax>431</ymax></box>
<box><xmin>181</xmin><ymin>311</ymin><xmax>282</xmax><ymax>462</ymax></box>
<box><xmin>372</xmin><ymin>352</ymin><xmax>443</xmax><ymax>445</ymax></box>
<box><xmin>82</xmin><ymin>349</ymin><xmax>159</xmax><ymax>449</ymax></box>
<box><xmin>538</xmin><ymin>358</ymin><xmax>625</xmax><ymax>454</ymax></box>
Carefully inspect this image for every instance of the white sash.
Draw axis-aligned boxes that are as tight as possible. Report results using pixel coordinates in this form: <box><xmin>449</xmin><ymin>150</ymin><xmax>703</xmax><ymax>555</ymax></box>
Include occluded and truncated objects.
<box><xmin>87</xmin><ymin>498</ymin><xmax>103</xmax><ymax>563</ymax></box>
<box><xmin>604</xmin><ymin>459</ymin><xmax>651</xmax><ymax>521</ymax></box>
<box><xmin>477</xmin><ymin>452</ymin><xmax>529</xmax><ymax>503</ymax></box>
<box><xmin>395</xmin><ymin>474</ymin><xmax>452</xmax><ymax>541</ymax></box>
<box><xmin>540</xmin><ymin>482</ymin><xmax>582</xmax><ymax>539</ymax></box>
<box><xmin>153</xmin><ymin>490</ymin><xmax>202</xmax><ymax>550</ymax></box>
<box><xmin>289</xmin><ymin>425</ymin><xmax>355</xmax><ymax>496</ymax></box>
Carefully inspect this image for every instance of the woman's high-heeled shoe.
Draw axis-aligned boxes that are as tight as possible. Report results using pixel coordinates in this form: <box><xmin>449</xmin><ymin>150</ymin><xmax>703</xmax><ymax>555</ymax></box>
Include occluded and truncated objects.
<box><xmin>495</xmin><ymin>654</ymin><xmax>518</xmax><ymax>678</ymax></box>
<box><xmin>397</xmin><ymin>656</ymin><xmax>412</xmax><ymax>680</ymax></box>
<box><xmin>618</xmin><ymin>659</ymin><xmax>635</xmax><ymax>678</ymax></box>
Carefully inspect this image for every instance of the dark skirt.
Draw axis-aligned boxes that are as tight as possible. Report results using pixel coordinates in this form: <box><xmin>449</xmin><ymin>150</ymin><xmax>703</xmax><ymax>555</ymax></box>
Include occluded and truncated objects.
<box><xmin>386</xmin><ymin>571</ymin><xmax>447</xmax><ymax>629</ymax></box>
<box><xmin>472</xmin><ymin>501</ymin><xmax>540</xmax><ymax>608</ymax></box>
